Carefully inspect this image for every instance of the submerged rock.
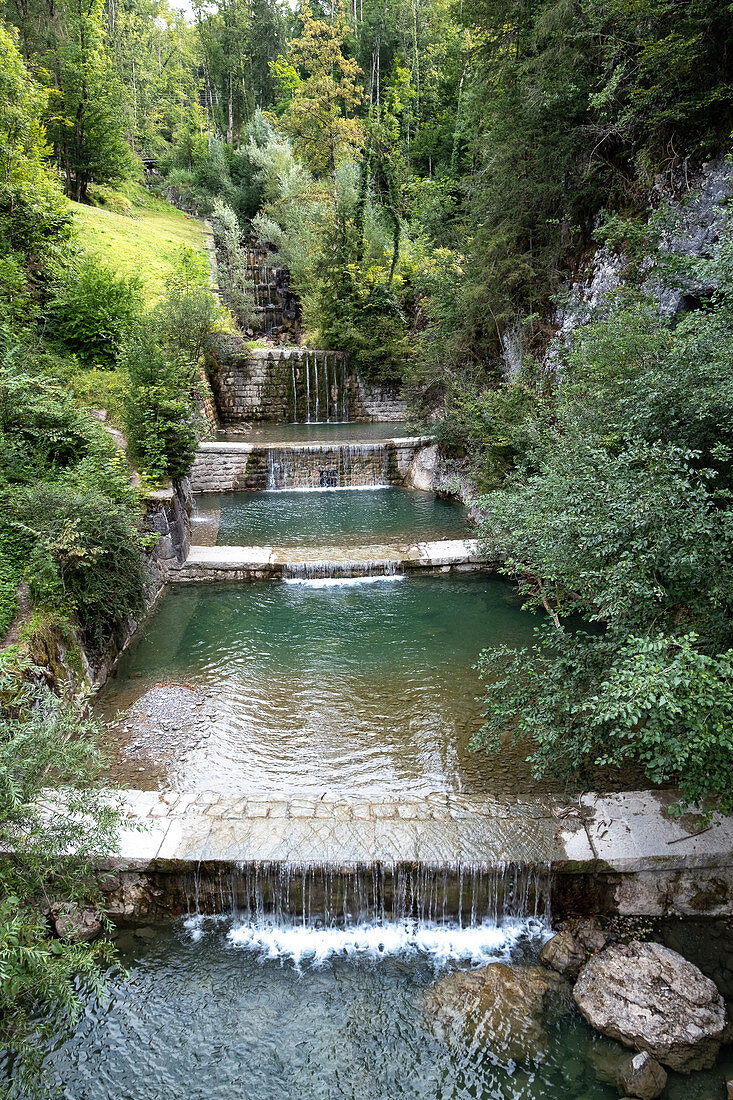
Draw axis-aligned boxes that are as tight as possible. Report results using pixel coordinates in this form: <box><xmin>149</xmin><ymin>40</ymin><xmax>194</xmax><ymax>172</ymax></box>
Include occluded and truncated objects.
<box><xmin>616</xmin><ymin>1051</ymin><xmax>667</xmax><ymax>1099</ymax></box>
<box><xmin>573</xmin><ymin>941</ymin><xmax>727</xmax><ymax>1072</ymax></box>
<box><xmin>423</xmin><ymin>962</ymin><xmax>571</xmax><ymax>1062</ymax></box>
<box><xmin>50</xmin><ymin>903</ymin><xmax>102</xmax><ymax>943</ymax></box>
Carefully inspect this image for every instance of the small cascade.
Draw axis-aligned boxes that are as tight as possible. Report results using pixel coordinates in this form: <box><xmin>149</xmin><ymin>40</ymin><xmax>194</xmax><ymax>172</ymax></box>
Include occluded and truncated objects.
<box><xmin>184</xmin><ymin>861</ymin><xmax>552</xmax><ymax>945</ymax></box>
<box><xmin>283</xmin><ymin>560</ymin><xmax>404</xmax><ymax>585</ymax></box>
<box><xmin>265</xmin><ymin>442</ymin><xmax>391</xmax><ymax>490</ymax></box>
<box><xmin>289</xmin><ymin>349</ymin><xmax>349</xmax><ymax>424</ymax></box>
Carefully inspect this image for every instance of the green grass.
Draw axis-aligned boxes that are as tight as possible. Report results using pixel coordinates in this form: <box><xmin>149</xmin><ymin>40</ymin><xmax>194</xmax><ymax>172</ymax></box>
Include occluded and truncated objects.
<box><xmin>70</xmin><ymin>184</ymin><xmax>206</xmax><ymax>306</ymax></box>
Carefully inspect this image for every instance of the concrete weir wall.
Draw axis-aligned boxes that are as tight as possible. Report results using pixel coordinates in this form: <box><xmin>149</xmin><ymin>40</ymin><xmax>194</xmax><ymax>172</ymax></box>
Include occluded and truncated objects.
<box><xmin>189</xmin><ymin>437</ymin><xmax>433</xmax><ymax>493</ymax></box>
<box><xmin>102</xmin><ymin>789</ymin><xmax>733</xmax><ymax>922</ymax></box>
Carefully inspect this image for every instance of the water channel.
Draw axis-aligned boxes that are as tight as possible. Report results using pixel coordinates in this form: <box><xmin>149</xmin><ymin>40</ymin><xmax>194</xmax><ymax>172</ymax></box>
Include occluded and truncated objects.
<box><xmin>80</xmin><ymin>413</ymin><xmax>731</xmax><ymax>1099</ymax></box>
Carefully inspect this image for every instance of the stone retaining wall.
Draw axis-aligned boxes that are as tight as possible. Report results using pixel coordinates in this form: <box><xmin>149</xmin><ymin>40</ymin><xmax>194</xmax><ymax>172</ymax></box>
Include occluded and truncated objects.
<box><xmin>101</xmin><ymin>789</ymin><xmax>733</xmax><ymax>922</ymax></box>
<box><xmin>170</xmin><ymin>539</ymin><xmax>490</xmax><ymax>583</ymax></box>
<box><xmin>189</xmin><ymin>437</ymin><xmax>432</xmax><ymax>492</ymax></box>
<box><xmin>205</xmin><ymin>337</ymin><xmax>407</xmax><ymax>423</ymax></box>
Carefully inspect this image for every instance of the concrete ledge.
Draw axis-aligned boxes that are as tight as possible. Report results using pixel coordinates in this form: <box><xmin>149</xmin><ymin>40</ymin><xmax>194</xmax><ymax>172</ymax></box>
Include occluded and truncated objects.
<box><xmin>197</xmin><ymin>435</ymin><xmax>433</xmax><ymax>453</ymax></box>
<box><xmin>170</xmin><ymin>539</ymin><xmax>492</xmax><ymax>582</ymax></box>
<box><xmin>97</xmin><ymin>788</ymin><xmax>733</xmax><ymax>921</ymax></box>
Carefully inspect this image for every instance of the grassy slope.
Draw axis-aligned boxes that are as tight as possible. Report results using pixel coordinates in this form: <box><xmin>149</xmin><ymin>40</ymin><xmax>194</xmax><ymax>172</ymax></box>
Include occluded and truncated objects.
<box><xmin>70</xmin><ymin>185</ymin><xmax>206</xmax><ymax>305</ymax></box>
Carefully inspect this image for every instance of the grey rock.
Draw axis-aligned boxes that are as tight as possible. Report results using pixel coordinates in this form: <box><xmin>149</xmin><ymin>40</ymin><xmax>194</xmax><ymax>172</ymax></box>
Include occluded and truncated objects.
<box><xmin>51</xmin><ymin>903</ymin><xmax>102</xmax><ymax>943</ymax></box>
<box><xmin>573</xmin><ymin>940</ymin><xmax>726</xmax><ymax>1072</ymax></box>
<box><xmin>540</xmin><ymin>929</ymin><xmax>588</xmax><ymax>977</ymax></box>
<box><xmin>424</xmin><ymin>962</ymin><xmax>571</xmax><ymax>1062</ymax></box>
<box><xmin>616</xmin><ymin>1051</ymin><xmax>667</xmax><ymax>1099</ymax></box>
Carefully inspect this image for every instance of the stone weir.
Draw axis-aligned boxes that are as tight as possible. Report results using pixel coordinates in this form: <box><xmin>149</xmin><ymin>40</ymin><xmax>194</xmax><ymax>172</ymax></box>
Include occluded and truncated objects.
<box><xmin>172</xmin><ymin>539</ymin><xmax>488</xmax><ymax>583</ymax></box>
<box><xmin>103</xmin><ymin>790</ymin><xmax>733</xmax><ymax>922</ymax></box>
<box><xmin>206</xmin><ymin>340</ymin><xmax>407</xmax><ymax>424</ymax></box>
<box><xmin>189</xmin><ymin>437</ymin><xmax>432</xmax><ymax>492</ymax></box>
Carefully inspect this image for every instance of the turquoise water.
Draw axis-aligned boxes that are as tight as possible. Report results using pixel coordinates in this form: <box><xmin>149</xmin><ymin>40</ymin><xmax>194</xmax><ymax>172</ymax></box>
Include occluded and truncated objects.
<box><xmin>45</xmin><ymin>924</ymin><xmax>618</xmax><ymax>1100</ymax></box>
<box><xmin>102</xmin><ymin>574</ymin><xmax>542</xmax><ymax>796</ymax></box>
<box><xmin>191</xmin><ymin>487</ymin><xmax>470</xmax><ymax>547</ymax></box>
<box><xmin>43</xmin><ymin>923</ymin><xmax>733</xmax><ymax>1100</ymax></box>
<box><xmin>215</xmin><ymin>420</ymin><xmax>415</xmax><ymax>443</ymax></box>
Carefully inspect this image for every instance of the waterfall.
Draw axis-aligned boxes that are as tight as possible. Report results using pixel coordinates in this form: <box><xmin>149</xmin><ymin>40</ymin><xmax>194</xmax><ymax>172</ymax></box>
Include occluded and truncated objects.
<box><xmin>283</xmin><ymin>560</ymin><xmax>405</xmax><ymax>585</ymax></box>
<box><xmin>184</xmin><ymin>861</ymin><xmax>551</xmax><ymax>932</ymax></box>
<box><xmin>265</xmin><ymin>443</ymin><xmax>390</xmax><ymax>490</ymax></box>
<box><xmin>314</xmin><ymin>355</ymin><xmax>319</xmax><ymax>422</ymax></box>
<box><xmin>305</xmin><ymin>351</ymin><xmax>311</xmax><ymax>423</ymax></box>
<box><xmin>284</xmin><ymin>352</ymin><xmax>350</xmax><ymax>424</ymax></box>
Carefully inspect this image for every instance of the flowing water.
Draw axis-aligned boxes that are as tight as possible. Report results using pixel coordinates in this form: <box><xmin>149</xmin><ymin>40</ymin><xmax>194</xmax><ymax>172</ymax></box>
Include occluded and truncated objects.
<box><xmin>215</xmin><ymin>421</ymin><xmax>412</xmax><ymax>443</ymax></box>
<box><xmin>191</xmin><ymin>487</ymin><xmax>470</xmax><ymax>547</ymax></box>
<box><xmin>40</xmin><ymin>921</ymin><xmax>623</xmax><ymax>1100</ymax></box>
<box><xmin>101</xmin><ymin>574</ymin><xmax>545</xmax><ymax>795</ymax></box>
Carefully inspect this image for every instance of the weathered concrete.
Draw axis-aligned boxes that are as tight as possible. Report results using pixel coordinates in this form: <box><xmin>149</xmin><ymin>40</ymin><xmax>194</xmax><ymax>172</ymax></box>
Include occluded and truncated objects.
<box><xmin>101</xmin><ymin>789</ymin><xmax>733</xmax><ymax>919</ymax></box>
<box><xmin>169</xmin><ymin>538</ymin><xmax>491</xmax><ymax>582</ymax></box>
<box><xmin>189</xmin><ymin>437</ymin><xmax>433</xmax><ymax>492</ymax></box>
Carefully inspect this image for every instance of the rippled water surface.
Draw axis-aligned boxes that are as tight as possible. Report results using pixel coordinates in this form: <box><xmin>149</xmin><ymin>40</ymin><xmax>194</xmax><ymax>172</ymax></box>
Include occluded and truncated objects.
<box><xmin>46</xmin><ymin>923</ymin><xmax>624</xmax><ymax>1100</ymax></box>
<box><xmin>191</xmin><ymin>487</ymin><xmax>470</xmax><ymax>547</ymax></box>
<box><xmin>215</xmin><ymin>420</ymin><xmax>414</xmax><ymax>443</ymax></box>
<box><xmin>102</xmin><ymin>574</ymin><xmax>543</xmax><ymax>795</ymax></box>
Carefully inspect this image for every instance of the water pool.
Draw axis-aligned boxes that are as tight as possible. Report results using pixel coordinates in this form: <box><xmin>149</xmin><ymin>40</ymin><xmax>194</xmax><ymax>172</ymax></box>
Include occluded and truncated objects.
<box><xmin>191</xmin><ymin>487</ymin><xmax>470</xmax><ymax>547</ymax></box>
<box><xmin>214</xmin><ymin>421</ymin><xmax>415</xmax><ymax>444</ymax></box>
<box><xmin>101</xmin><ymin>574</ymin><xmax>541</xmax><ymax>796</ymax></box>
<box><xmin>44</xmin><ymin>923</ymin><xmax>616</xmax><ymax>1100</ymax></box>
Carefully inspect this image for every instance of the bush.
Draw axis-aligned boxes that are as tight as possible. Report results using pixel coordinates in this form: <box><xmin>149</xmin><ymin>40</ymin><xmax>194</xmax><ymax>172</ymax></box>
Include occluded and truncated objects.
<box><xmin>7</xmin><ymin>486</ymin><xmax>148</xmax><ymax>646</ymax></box>
<box><xmin>47</xmin><ymin>256</ymin><xmax>143</xmax><ymax>367</ymax></box>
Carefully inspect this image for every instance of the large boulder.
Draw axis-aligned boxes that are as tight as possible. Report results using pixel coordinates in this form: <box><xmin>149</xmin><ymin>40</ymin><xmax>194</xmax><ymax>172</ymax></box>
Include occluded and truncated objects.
<box><xmin>424</xmin><ymin>962</ymin><xmax>571</xmax><ymax>1062</ymax></box>
<box><xmin>573</xmin><ymin>941</ymin><xmax>727</xmax><ymax>1072</ymax></box>
<box><xmin>405</xmin><ymin>444</ymin><xmax>439</xmax><ymax>491</ymax></box>
<box><xmin>616</xmin><ymin>1051</ymin><xmax>667</xmax><ymax>1099</ymax></box>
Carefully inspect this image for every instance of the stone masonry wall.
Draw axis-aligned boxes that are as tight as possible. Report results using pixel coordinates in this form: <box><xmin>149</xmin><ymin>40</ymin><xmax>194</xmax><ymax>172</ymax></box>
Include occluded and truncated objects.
<box><xmin>189</xmin><ymin>438</ymin><xmax>431</xmax><ymax>492</ymax></box>
<box><xmin>205</xmin><ymin>336</ymin><xmax>407</xmax><ymax>423</ymax></box>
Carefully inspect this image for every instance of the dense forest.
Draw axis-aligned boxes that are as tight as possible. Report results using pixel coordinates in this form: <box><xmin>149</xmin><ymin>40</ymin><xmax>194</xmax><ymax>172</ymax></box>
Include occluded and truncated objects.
<box><xmin>1</xmin><ymin>0</ymin><xmax>733</xmax><ymax>1088</ymax></box>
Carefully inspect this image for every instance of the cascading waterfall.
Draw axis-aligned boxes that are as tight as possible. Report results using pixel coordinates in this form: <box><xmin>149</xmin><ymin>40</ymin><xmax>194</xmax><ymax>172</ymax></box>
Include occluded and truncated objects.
<box><xmin>183</xmin><ymin>861</ymin><xmax>551</xmax><ymax>963</ymax></box>
<box><xmin>287</xmin><ymin>350</ymin><xmax>349</xmax><ymax>424</ymax></box>
<box><xmin>265</xmin><ymin>443</ymin><xmax>391</xmax><ymax>490</ymax></box>
<box><xmin>283</xmin><ymin>560</ymin><xmax>405</xmax><ymax>585</ymax></box>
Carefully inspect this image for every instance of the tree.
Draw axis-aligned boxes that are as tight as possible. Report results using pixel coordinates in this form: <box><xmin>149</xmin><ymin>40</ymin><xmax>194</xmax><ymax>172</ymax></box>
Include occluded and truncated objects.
<box><xmin>280</xmin><ymin>0</ymin><xmax>364</xmax><ymax>209</ymax></box>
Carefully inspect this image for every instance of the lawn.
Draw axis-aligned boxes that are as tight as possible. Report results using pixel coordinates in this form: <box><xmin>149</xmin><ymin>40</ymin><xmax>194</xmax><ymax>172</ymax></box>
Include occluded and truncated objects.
<box><xmin>70</xmin><ymin>186</ymin><xmax>207</xmax><ymax>305</ymax></box>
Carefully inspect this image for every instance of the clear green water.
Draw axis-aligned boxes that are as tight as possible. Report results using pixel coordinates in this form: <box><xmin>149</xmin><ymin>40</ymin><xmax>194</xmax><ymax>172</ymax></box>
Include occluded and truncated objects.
<box><xmin>191</xmin><ymin>488</ymin><xmax>470</xmax><ymax>547</ymax></box>
<box><xmin>102</xmin><ymin>574</ymin><xmax>546</xmax><ymax>795</ymax></box>
<box><xmin>45</xmin><ymin>925</ymin><xmax>620</xmax><ymax>1100</ymax></box>
<box><xmin>44</xmin><ymin>924</ymin><xmax>733</xmax><ymax>1100</ymax></box>
<box><xmin>215</xmin><ymin>421</ymin><xmax>415</xmax><ymax>443</ymax></box>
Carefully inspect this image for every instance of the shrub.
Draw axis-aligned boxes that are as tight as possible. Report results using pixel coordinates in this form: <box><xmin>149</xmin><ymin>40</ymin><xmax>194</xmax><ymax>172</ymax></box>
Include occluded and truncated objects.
<box><xmin>7</xmin><ymin>486</ymin><xmax>148</xmax><ymax>646</ymax></box>
<box><xmin>47</xmin><ymin>256</ymin><xmax>143</xmax><ymax>367</ymax></box>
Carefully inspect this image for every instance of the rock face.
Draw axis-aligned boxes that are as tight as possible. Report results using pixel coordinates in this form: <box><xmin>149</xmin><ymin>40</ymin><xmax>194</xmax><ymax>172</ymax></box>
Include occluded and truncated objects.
<box><xmin>51</xmin><ymin>903</ymin><xmax>102</xmax><ymax>943</ymax></box>
<box><xmin>573</xmin><ymin>941</ymin><xmax>727</xmax><ymax>1072</ymax></box>
<box><xmin>616</xmin><ymin>1051</ymin><xmax>667</xmax><ymax>1099</ymax></box>
<box><xmin>424</xmin><ymin>962</ymin><xmax>571</xmax><ymax>1061</ymax></box>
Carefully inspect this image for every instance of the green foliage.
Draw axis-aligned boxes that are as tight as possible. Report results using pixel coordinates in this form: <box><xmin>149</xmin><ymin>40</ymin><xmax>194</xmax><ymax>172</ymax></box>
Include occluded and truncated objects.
<box><xmin>121</xmin><ymin>250</ymin><xmax>220</xmax><ymax>481</ymax></box>
<box><xmin>47</xmin><ymin>256</ymin><xmax>144</xmax><ymax>368</ymax></box>
<box><xmin>0</xmin><ymin>663</ymin><xmax>123</xmax><ymax>1095</ymax></box>
<box><xmin>473</xmin><ymin>242</ymin><xmax>733</xmax><ymax>816</ymax></box>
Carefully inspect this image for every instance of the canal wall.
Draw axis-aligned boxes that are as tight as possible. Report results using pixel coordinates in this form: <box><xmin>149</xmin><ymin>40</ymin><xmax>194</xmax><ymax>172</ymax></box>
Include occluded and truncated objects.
<box><xmin>205</xmin><ymin>339</ymin><xmax>407</xmax><ymax>424</ymax></box>
<box><xmin>100</xmin><ymin>789</ymin><xmax>733</xmax><ymax>922</ymax></box>
<box><xmin>189</xmin><ymin>437</ymin><xmax>433</xmax><ymax>492</ymax></box>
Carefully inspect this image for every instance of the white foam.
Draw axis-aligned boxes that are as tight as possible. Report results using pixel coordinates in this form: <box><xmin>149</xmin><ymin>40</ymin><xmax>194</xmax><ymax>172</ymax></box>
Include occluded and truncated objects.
<box><xmin>182</xmin><ymin>917</ymin><xmax>548</xmax><ymax>967</ymax></box>
<box><xmin>282</xmin><ymin>575</ymin><xmax>406</xmax><ymax>588</ymax></box>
